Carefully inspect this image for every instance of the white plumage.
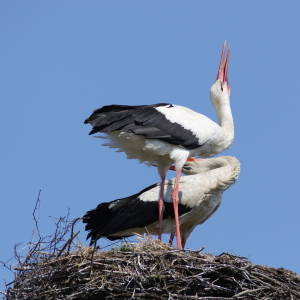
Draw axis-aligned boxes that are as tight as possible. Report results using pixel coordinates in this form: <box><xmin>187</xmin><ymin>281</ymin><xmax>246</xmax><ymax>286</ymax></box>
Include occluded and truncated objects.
<box><xmin>83</xmin><ymin>156</ymin><xmax>241</xmax><ymax>248</ymax></box>
<box><xmin>85</xmin><ymin>42</ymin><xmax>233</xmax><ymax>249</ymax></box>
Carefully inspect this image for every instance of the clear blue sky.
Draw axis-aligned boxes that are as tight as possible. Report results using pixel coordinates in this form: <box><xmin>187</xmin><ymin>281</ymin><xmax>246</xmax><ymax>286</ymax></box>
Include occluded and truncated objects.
<box><xmin>1</xmin><ymin>1</ymin><xmax>300</xmax><ymax>292</ymax></box>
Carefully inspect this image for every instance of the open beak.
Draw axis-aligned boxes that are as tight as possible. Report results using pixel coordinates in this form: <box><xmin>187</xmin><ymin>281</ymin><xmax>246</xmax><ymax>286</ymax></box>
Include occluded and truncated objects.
<box><xmin>216</xmin><ymin>42</ymin><xmax>230</xmax><ymax>84</ymax></box>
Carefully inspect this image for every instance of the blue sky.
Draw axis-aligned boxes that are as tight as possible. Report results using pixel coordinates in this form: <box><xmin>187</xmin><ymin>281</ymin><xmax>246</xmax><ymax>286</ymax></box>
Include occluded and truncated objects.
<box><xmin>1</xmin><ymin>1</ymin><xmax>300</xmax><ymax>292</ymax></box>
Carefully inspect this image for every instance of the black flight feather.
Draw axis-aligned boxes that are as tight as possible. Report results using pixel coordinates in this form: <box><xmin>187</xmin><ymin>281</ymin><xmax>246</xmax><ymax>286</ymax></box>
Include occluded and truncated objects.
<box><xmin>83</xmin><ymin>182</ymin><xmax>191</xmax><ymax>245</ymax></box>
<box><xmin>84</xmin><ymin>103</ymin><xmax>201</xmax><ymax>150</ymax></box>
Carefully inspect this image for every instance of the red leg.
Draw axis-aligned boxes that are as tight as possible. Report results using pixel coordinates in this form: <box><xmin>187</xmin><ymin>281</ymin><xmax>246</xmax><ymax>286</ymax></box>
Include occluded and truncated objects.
<box><xmin>169</xmin><ymin>232</ymin><xmax>175</xmax><ymax>245</ymax></box>
<box><xmin>158</xmin><ymin>175</ymin><xmax>166</xmax><ymax>240</ymax></box>
<box><xmin>172</xmin><ymin>170</ymin><xmax>182</xmax><ymax>249</ymax></box>
<box><xmin>181</xmin><ymin>238</ymin><xmax>186</xmax><ymax>249</ymax></box>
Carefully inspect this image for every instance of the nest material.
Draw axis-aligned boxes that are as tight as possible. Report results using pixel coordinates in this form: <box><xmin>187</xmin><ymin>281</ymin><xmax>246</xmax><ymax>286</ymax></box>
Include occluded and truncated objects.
<box><xmin>4</xmin><ymin>234</ymin><xmax>300</xmax><ymax>300</ymax></box>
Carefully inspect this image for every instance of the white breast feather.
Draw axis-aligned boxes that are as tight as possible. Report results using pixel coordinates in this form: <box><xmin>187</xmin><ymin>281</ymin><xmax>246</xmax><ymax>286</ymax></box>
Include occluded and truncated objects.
<box><xmin>106</xmin><ymin>157</ymin><xmax>240</xmax><ymax>240</ymax></box>
<box><xmin>139</xmin><ymin>172</ymin><xmax>216</xmax><ymax>206</ymax></box>
<box><xmin>97</xmin><ymin>131</ymin><xmax>190</xmax><ymax>173</ymax></box>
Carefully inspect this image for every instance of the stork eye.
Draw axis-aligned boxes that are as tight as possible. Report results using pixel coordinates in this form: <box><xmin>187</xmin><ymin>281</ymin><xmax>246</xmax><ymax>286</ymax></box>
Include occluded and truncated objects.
<box><xmin>183</xmin><ymin>166</ymin><xmax>192</xmax><ymax>171</ymax></box>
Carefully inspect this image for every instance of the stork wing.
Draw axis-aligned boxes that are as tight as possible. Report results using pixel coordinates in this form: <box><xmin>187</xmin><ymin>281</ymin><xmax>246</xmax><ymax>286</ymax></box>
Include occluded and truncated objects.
<box><xmin>83</xmin><ymin>181</ymin><xmax>191</xmax><ymax>245</ymax></box>
<box><xmin>84</xmin><ymin>104</ymin><xmax>202</xmax><ymax>149</ymax></box>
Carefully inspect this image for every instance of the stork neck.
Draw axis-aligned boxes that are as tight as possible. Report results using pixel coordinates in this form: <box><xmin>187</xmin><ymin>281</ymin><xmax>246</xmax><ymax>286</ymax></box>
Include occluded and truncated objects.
<box><xmin>216</xmin><ymin>103</ymin><xmax>234</xmax><ymax>139</ymax></box>
<box><xmin>206</xmin><ymin>157</ymin><xmax>240</xmax><ymax>189</ymax></box>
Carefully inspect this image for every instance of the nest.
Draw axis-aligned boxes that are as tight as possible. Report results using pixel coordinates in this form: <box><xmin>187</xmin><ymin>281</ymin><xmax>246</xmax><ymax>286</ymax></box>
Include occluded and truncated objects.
<box><xmin>3</xmin><ymin>232</ymin><xmax>300</xmax><ymax>300</ymax></box>
<box><xmin>2</xmin><ymin>196</ymin><xmax>300</xmax><ymax>300</ymax></box>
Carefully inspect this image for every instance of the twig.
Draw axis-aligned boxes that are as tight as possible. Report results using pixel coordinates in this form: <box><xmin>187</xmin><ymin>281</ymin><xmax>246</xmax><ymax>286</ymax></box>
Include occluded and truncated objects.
<box><xmin>233</xmin><ymin>286</ymin><xmax>271</xmax><ymax>298</ymax></box>
<box><xmin>32</xmin><ymin>189</ymin><xmax>42</xmax><ymax>239</ymax></box>
<box><xmin>251</xmin><ymin>271</ymin><xmax>281</xmax><ymax>286</ymax></box>
<box><xmin>89</xmin><ymin>235</ymin><xmax>98</xmax><ymax>276</ymax></box>
<box><xmin>68</xmin><ymin>218</ymin><xmax>80</xmax><ymax>253</ymax></box>
<box><xmin>56</xmin><ymin>231</ymin><xmax>80</xmax><ymax>259</ymax></box>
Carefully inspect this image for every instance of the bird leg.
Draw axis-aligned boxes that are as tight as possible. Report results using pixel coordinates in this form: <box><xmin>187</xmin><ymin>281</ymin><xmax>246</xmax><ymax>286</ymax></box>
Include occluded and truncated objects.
<box><xmin>169</xmin><ymin>232</ymin><xmax>175</xmax><ymax>245</ymax></box>
<box><xmin>172</xmin><ymin>169</ymin><xmax>182</xmax><ymax>249</ymax></box>
<box><xmin>158</xmin><ymin>175</ymin><xmax>166</xmax><ymax>240</ymax></box>
<box><xmin>170</xmin><ymin>233</ymin><xmax>186</xmax><ymax>249</ymax></box>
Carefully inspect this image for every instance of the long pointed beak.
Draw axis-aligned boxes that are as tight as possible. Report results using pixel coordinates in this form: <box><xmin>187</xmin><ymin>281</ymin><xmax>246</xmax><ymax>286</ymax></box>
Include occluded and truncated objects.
<box><xmin>216</xmin><ymin>41</ymin><xmax>230</xmax><ymax>83</ymax></box>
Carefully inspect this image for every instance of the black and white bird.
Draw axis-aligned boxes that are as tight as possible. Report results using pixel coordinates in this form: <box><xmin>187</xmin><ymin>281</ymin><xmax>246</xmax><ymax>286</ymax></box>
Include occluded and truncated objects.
<box><xmin>83</xmin><ymin>156</ymin><xmax>240</xmax><ymax>248</ymax></box>
<box><xmin>84</xmin><ymin>43</ymin><xmax>233</xmax><ymax>249</ymax></box>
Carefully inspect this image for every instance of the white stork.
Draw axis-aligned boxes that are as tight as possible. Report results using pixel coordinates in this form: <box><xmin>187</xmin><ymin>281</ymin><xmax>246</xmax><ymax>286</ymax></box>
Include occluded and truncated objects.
<box><xmin>84</xmin><ymin>42</ymin><xmax>233</xmax><ymax>249</ymax></box>
<box><xmin>83</xmin><ymin>156</ymin><xmax>240</xmax><ymax>248</ymax></box>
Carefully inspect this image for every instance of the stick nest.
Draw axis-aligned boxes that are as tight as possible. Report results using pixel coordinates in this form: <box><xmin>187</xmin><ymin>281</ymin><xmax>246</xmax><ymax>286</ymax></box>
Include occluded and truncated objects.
<box><xmin>2</xmin><ymin>195</ymin><xmax>300</xmax><ymax>300</ymax></box>
<box><xmin>4</xmin><ymin>231</ymin><xmax>300</xmax><ymax>300</ymax></box>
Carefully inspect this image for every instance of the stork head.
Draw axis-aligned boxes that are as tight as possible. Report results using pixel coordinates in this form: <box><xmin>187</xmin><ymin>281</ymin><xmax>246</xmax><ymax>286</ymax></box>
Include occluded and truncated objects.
<box><xmin>210</xmin><ymin>42</ymin><xmax>230</xmax><ymax>108</ymax></box>
<box><xmin>170</xmin><ymin>157</ymin><xmax>235</xmax><ymax>175</ymax></box>
<box><xmin>169</xmin><ymin>158</ymin><xmax>203</xmax><ymax>175</ymax></box>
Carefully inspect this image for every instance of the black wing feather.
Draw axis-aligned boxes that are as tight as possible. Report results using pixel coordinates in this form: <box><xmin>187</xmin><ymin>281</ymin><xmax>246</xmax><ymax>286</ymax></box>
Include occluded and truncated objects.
<box><xmin>85</xmin><ymin>103</ymin><xmax>201</xmax><ymax>149</ymax></box>
<box><xmin>83</xmin><ymin>182</ymin><xmax>191</xmax><ymax>245</ymax></box>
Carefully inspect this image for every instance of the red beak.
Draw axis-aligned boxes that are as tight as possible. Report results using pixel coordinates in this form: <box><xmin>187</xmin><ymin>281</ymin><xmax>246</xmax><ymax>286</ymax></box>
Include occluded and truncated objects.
<box><xmin>169</xmin><ymin>158</ymin><xmax>201</xmax><ymax>171</ymax></box>
<box><xmin>216</xmin><ymin>42</ymin><xmax>230</xmax><ymax>83</ymax></box>
<box><xmin>186</xmin><ymin>157</ymin><xmax>201</xmax><ymax>162</ymax></box>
